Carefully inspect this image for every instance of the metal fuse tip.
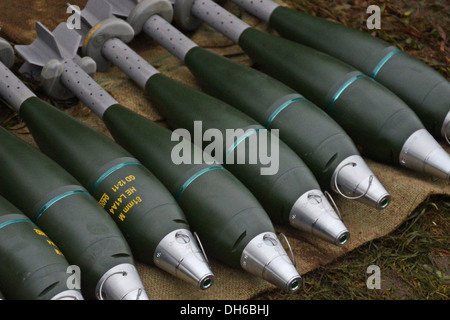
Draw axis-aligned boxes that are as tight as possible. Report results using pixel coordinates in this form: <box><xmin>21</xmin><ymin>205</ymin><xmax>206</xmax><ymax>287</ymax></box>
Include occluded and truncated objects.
<box><xmin>96</xmin><ymin>263</ymin><xmax>150</xmax><ymax>300</ymax></box>
<box><xmin>401</xmin><ymin>129</ymin><xmax>450</xmax><ymax>181</ymax></box>
<box><xmin>241</xmin><ymin>232</ymin><xmax>301</xmax><ymax>292</ymax></box>
<box><xmin>51</xmin><ymin>290</ymin><xmax>84</xmax><ymax>300</ymax></box>
<box><xmin>332</xmin><ymin>155</ymin><xmax>391</xmax><ymax>210</ymax></box>
<box><xmin>289</xmin><ymin>189</ymin><xmax>350</xmax><ymax>246</ymax></box>
<box><xmin>154</xmin><ymin>229</ymin><xmax>215</xmax><ymax>290</ymax></box>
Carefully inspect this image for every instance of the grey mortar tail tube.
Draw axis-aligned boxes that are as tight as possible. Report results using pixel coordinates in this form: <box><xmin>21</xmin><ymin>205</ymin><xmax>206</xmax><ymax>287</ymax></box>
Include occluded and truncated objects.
<box><xmin>230</xmin><ymin>0</ymin><xmax>450</xmax><ymax>140</ymax></box>
<box><xmin>0</xmin><ymin>196</ymin><xmax>83</xmax><ymax>300</ymax></box>
<box><xmin>183</xmin><ymin>0</ymin><xmax>450</xmax><ymax>181</ymax></box>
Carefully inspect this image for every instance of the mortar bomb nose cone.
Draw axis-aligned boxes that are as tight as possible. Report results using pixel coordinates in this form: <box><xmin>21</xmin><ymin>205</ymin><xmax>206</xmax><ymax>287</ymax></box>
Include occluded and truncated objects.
<box><xmin>96</xmin><ymin>263</ymin><xmax>149</xmax><ymax>300</ymax></box>
<box><xmin>122</xmin><ymin>288</ymin><xmax>150</xmax><ymax>300</ymax></box>
<box><xmin>241</xmin><ymin>232</ymin><xmax>301</xmax><ymax>292</ymax></box>
<box><xmin>289</xmin><ymin>189</ymin><xmax>350</xmax><ymax>246</ymax></box>
<box><xmin>332</xmin><ymin>155</ymin><xmax>391</xmax><ymax>210</ymax></box>
<box><xmin>401</xmin><ymin>129</ymin><xmax>450</xmax><ymax>181</ymax></box>
<box><xmin>154</xmin><ymin>229</ymin><xmax>215</xmax><ymax>290</ymax></box>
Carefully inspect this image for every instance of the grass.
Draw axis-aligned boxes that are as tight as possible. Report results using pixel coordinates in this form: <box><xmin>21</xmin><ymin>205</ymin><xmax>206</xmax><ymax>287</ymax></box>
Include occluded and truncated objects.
<box><xmin>254</xmin><ymin>195</ymin><xmax>450</xmax><ymax>300</ymax></box>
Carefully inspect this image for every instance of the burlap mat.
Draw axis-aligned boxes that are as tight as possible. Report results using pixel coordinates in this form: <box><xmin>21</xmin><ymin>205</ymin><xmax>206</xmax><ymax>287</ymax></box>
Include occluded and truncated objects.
<box><xmin>0</xmin><ymin>0</ymin><xmax>448</xmax><ymax>300</ymax></box>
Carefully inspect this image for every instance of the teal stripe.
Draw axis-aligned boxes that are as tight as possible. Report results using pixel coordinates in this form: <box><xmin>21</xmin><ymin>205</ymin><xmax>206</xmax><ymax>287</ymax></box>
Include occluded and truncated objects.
<box><xmin>327</xmin><ymin>74</ymin><xmax>367</xmax><ymax>112</ymax></box>
<box><xmin>176</xmin><ymin>166</ymin><xmax>225</xmax><ymax>200</ymax></box>
<box><xmin>265</xmin><ymin>97</ymin><xmax>306</xmax><ymax>128</ymax></box>
<box><xmin>225</xmin><ymin>128</ymin><xmax>267</xmax><ymax>161</ymax></box>
<box><xmin>371</xmin><ymin>49</ymin><xmax>402</xmax><ymax>79</ymax></box>
<box><xmin>34</xmin><ymin>190</ymin><xmax>89</xmax><ymax>222</ymax></box>
<box><xmin>91</xmin><ymin>162</ymin><xmax>142</xmax><ymax>193</ymax></box>
<box><xmin>0</xmin><ymin>219</ymin><xmax>33</xmax><ymax>230</ymax></box>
